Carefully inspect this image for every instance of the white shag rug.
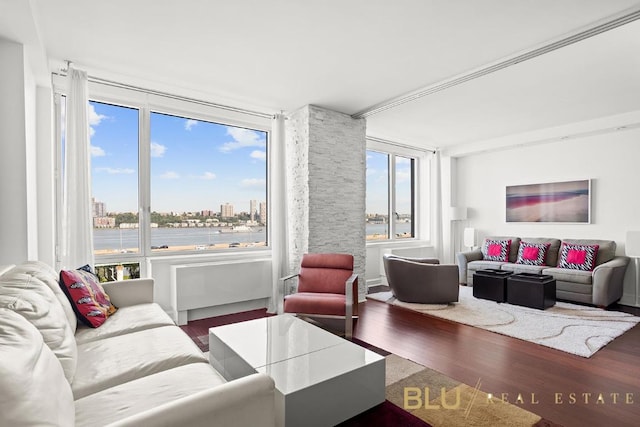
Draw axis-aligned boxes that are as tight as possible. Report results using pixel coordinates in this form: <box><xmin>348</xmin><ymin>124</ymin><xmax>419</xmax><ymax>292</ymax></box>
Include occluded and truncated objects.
<box><xmin>367</xmin><ymin>286</ymin><xmax>640</xmax><ymax>358</ymax></box>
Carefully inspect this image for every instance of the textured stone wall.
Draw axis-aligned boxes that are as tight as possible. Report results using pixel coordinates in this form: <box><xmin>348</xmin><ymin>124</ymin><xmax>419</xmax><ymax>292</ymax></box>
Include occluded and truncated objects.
<box><xmin>285</xmin><ymin>105</ymin><xmax>367</xmax><ymax>299</ymax></box>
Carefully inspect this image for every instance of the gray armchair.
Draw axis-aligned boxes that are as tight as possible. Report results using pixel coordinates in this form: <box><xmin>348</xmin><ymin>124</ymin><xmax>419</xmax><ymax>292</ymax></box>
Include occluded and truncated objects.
<box><xmin>382</xmin><ymin>254</ymin><xmax>459</xmax><ymax>303</ymax></box>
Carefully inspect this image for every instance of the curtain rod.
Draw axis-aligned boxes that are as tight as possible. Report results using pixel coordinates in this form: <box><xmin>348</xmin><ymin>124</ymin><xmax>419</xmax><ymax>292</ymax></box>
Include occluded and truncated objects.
<box><xmin>52</xmin><ymin>71</ymin><xmax>274</xmax><ymax>120</ymax></box>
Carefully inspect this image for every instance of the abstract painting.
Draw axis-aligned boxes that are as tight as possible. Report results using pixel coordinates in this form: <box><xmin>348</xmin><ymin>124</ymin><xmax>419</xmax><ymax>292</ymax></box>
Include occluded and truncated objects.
<box><xmin>506</xmin><ymin>179</ymin><xmax>590</xmax><ymax>223</ymax></box>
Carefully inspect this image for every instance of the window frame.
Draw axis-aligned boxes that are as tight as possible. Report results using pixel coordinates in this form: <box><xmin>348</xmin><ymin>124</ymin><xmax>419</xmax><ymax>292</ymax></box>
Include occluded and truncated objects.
<box><xmin>53</xmin><ymin>76</ymin><xmax>272</xmax><ymax>266</ymax></box>
<box><xmin>366</xmin><ymin>139</ymin><xmax>429</xmax><ymax>244</ymax></box>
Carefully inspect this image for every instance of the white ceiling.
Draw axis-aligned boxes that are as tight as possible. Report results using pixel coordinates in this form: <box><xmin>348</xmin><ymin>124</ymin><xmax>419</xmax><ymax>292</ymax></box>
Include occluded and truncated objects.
<box><xmin>2</xmin><ymin>0</ymin><xmax>640</xmax><ymax>152</ymax></box>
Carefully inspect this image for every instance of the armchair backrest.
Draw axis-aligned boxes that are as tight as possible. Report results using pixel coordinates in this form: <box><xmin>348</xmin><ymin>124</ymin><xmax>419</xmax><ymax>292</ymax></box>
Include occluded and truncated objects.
<box><xmin>298</xmin><ymin>253</ymin><xmax>355</xmax><ymax>294</ymax></box>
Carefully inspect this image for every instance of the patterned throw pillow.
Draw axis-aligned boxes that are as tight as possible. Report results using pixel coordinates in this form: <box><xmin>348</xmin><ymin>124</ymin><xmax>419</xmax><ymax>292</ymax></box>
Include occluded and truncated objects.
<box><xmin>557</xmin><ymin>243</ymin><xmax>599</xmax><ymax>271</ymax></box>
<box><xmin>481</xmin><ymin>239</ymin><xmax>511</xmax><ymax>262</ymax></box>
<box><xmin>516</xmin><ymin>241</ymin><xmax>551</xmax><ymax>266</ymax></box>
<box><xmin>59</xmin><ymin>268</ymin><xmax>117</xmax><ymax>328</ymax></box>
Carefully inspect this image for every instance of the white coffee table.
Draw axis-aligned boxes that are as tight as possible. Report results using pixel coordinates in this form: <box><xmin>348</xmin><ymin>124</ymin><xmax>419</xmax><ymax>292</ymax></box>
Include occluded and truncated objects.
<box><xmin>209</xmin><ymin>314</ymin><xmax>385</xmax><ymax>427</ymax></box>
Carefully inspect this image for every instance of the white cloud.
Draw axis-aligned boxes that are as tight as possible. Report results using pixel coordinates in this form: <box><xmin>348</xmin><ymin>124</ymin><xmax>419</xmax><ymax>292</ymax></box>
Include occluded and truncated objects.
<box><xmin>250</xmin><ymin>150</ymin><xmax>266</xmax><ymax>161</ymax></box>
<box><xmin>396</xmin><ymin>157</ymin><xmax>411</xmax><ymax>165</ymax></box>
<box><xmin>220</xmin><ymin>127</ymin><xmax>266</xmax><ymax>152</ymax></box>
<box><xmin>88</xmin><ymin>103</ymin><xmax>108</xmax><ymax>139</ymax></box>
<box><xmin>160</xmin><ymin>171</ymin><xmax>180</xmax><ymax>179</ymax></box>
<box><xmin>366</xmin><ymin>168</ymin><xmax>377</xmax><ymax>177</ymax></box>
<box><xmin>199</xmin><ymin>172</ymin><xmax>217</xmax><ymax>180</ymax></box>
<box><xmin>91</xmin><ymin>145</ymin><xmax>106</xmax><ymax>157</ymax></box>
<box><xmin>88</xmin><ymin>104</ymin><xmax>107</xmax><ymax>126</ymax></box>
<box><xmin>95</xmin><ymin>167</ymin><xmax>135</xmax><ymax>174</ymax></box>
<box><xmin>240</xmin><ymin>178</ymin><xmax>266</xmax><ymax>188</ymax></box>
<box><xmin>185</xmin><ymin>119</ymin><xmax>198</xmax><ymax>131</ymax></box>
<box><xmin>150</xmin><ymin>141</ymin><xmax>167</xmax><ymax>157</ymax></box>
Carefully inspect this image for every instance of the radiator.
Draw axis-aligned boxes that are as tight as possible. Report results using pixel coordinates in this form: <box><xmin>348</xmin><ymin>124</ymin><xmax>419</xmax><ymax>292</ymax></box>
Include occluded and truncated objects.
<box><xmin>170</xmin><ymin>258</ymin><xmax>272</xmax><ymax>325</ymax></box>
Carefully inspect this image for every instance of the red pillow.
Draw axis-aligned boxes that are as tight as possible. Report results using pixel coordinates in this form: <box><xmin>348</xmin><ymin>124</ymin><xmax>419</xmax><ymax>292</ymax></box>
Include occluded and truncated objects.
<box><xmin>59</xmin><ymin>269</ymin><xmax>117</xmax><ymax>328</ymax></box>
<box><xmin>557</xmin><ymin>243</ymin><xmax>599</xmax><ymax>271</ymax></box>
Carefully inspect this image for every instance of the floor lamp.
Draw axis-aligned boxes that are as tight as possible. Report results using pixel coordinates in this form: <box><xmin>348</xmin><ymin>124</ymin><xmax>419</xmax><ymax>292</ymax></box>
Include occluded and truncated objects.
<box><xmin>626</xmin><ymin>231</ymin><xmax>640</xmax><ymax>307</ymax></box>
<box><xmin>463</xmin><ymin>227</ymin><xmax>476</xmax><ymax>251</ymax></box>
<box><xmin>450</xmin><ymin>207</ymin><xmax>467</xmax><ymax>258</ymax></box>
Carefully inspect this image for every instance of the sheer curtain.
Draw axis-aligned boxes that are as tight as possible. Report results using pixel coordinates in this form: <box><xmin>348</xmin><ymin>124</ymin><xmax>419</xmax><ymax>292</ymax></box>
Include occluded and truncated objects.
<box><xmin>267</xmin><ymin>113</ymin><xmax>289</xmax><ymax>313</ymax></box>
<box><xmin>60</xmin><ymin>67</ymin><xmax>94</xmax><ymax>269</ymax></box>
<box><xmin>431</xmin><ymin>150</ymin><xmax>444</xmax><ymax>261</ymax></box>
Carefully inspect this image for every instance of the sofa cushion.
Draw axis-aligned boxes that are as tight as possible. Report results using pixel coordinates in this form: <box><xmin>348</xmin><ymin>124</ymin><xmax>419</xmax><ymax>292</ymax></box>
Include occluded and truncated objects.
<box><xmin>468</xmin><ymin>260</ymin><xmax>508</xmax><ymax>271</ymax></box>
<box><xmin>74</xmin><ymin>363</ymin><xmax>226</xmax><ymax>426</ymax></box>
<box><xmin>60</xmin><ymin>268</ymin><xmax>118</xmax><ymax>328</ymax></box>
<box><xmin>500</xmin><ymin>263</ymin><xmax>546</xmax><ymax>275</ymax></box>
<box><xmin>485</xmin><ymin>236</ymin><xmax>521</xmax><ymax>262</ymax></box>
<box><xmin>72</xmin><ymin>325</ymin><xmax>207</xmax><ymax>399</ymax></box>
<box><xmin>17</xmin><ymin>261</ymin><xmax>79</xmax><ymax>333</ymax></box>
<box><xmin>542</xmin><ymin>267</ymin><xmax>593</xmax><ymax>285</ymax></box>
<box><xmin>557</xmin><ymin>243</ymin><xmax>599</xmax><ymax>271</ymax></box>
<box><xmin>0</xmin><ymin>274</ymin><xmax>78</xmax><ymax>383</ymax></box>
<box><xmin>75</xmin><ymin>302</ymin><xmax>175</xmax><ymax>344</ymax></box>
<box><xmin>516</xmin><ymin>241</ymin><xmax>550</xmax><ymax>266</ymax></box>
<box><xmin>0</xmin><ymin>308</ymin><xmax>75</xmax><ymax>426</ymax></box>
<box><xmin>481</xmin><ymin>239</ymin><xmax>511</xmax><ymax>262</ymax></box>
<box><xmin>562</xmin><ymin>239</ymin><xmax>616</xmax><ymax>266</ymax></box>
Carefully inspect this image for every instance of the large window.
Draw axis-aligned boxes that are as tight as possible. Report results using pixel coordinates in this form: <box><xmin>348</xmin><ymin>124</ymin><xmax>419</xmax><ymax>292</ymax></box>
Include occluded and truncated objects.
<box><xmin>57</xmin><ymin>84</ymin><xmax>269</xmax><ymax>259</ymax></box>
<box><xmin>366</xmin><ymin>149</ymin><xmax>416</xmax><ymax>241</ymax></box>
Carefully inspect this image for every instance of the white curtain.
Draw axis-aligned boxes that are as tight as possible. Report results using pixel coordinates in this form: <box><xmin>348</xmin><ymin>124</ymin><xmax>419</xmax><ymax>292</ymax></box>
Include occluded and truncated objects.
<box><xmin>432</xmin><ymin>150</ymin><xmax>444</xmax><ymax>261</ymax></box>
<box><xmin>267</xmin><ymin>113</ymin><xmax>289</xmax><ymax>313</ymax></box>
<box><xmin>60</xmin><ymin>68</ymin><xmax>95</xmax><ymax>269</ymax></box>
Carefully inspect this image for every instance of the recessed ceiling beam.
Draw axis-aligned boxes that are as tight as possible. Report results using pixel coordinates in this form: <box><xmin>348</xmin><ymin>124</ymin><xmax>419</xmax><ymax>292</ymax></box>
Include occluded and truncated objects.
<box><xmin>352</xmin><ymin>7</ymin><xmax>640</xmax><ymax>119</ymax></box>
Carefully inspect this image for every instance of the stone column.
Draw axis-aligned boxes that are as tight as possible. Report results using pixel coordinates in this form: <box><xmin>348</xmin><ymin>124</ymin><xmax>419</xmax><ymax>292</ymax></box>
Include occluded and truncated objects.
<box><xmin>286</xmin><ymin>105</ymin><xmax>367</xmax><ymax>299</ymax></box>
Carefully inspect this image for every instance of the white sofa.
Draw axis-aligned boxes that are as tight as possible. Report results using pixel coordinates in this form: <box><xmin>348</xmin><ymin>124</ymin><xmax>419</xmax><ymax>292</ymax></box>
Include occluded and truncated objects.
<box><xmin>0</xmin><ymin>261</ymin><xmax>275</xmax><ymax>427</ymax></box>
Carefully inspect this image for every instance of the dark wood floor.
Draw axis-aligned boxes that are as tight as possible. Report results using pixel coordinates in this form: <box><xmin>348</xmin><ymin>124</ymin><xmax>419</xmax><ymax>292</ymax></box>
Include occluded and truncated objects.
<box><xmin>181</xmin><ymin>300</ymin><xmax>640</xmax><ymax>427</ymax></box>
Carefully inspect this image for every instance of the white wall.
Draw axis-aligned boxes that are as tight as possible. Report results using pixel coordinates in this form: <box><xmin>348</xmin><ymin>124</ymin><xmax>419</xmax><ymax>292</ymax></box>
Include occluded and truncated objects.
<box><xmin>0</xmin><ymin>39</ymin><xmax>31</xmax><ymax>264</ymax></box>
<box><xmin>455</xmin><ymin>128</ymin><xmax>640</xmax><ymax>305</ymax></box>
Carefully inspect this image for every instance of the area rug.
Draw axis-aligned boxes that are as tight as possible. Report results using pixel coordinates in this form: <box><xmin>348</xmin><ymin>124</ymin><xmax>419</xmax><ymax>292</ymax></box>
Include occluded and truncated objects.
<box><xmin>367</xmin><ymin>286</ymin><xmax>640</xmax><ymax>357</ymax></box>
<box><xmin>382</xmin><ymin>354</ymin><xmax>562</xmax><ymax>427</ymax></box>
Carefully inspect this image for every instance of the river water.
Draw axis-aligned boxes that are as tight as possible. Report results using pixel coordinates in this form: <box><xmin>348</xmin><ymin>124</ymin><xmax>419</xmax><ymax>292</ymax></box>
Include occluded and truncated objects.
<box><xmin>94</xmin><ymin>223</ymin><xmax>412</xmax><ymax>251</ymax></box>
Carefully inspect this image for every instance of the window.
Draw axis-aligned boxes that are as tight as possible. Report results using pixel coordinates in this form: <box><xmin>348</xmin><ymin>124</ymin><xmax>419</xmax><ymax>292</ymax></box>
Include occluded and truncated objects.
<box><xmin>89</xmin><ymin>101</ymin><xmax>140</xmax><ymax>255</ymax></box>
<box><xmin>55</xmin><ymin>79</ymin><xmax>269</xmax><ymax>260</ymax></box>
<box><xmin>366</xmin><ymin>149</ymin><xmax>416</xmax><ymax>241</ymax></box>
<box><xmin>149</xmin><ymin>112</ymin><xmax>267</xmax><ymax>252</ymax></box>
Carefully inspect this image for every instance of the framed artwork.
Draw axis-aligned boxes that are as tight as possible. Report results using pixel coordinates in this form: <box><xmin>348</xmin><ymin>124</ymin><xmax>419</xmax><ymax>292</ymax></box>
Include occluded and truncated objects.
<box><xmin>506</xmin><ymin>179</ymin><xmax>591</xmax><ymax>223</ymax></box>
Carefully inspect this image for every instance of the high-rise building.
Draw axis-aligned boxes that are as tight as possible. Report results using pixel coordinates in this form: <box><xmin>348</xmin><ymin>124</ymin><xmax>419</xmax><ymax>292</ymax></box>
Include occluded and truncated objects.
<box><xmin>259</xmin><ymin>201</ymin><xmax>267</xmax><ymax>225</ymax></box>
<box><xmin>92</xmin><ymin>197</ymin><xmax>106</xmax><ymax>218</ymax></box>
<box><xmin>220</xmin><ymin>202</ymin><xmax>234</xmax><ymax>218</ymax></box>
<box><xmin>250</xmin><ymin>200</ymin><xmax>257</xmax><ymax>221</ymax></box>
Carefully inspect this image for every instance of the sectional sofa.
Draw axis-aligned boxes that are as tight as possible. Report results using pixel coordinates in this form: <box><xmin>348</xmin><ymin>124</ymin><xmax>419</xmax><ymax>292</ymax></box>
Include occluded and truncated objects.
<box><xmin>456</xmin><ymin>237</ymin><xmax>629</xmax><ymax>307</ymax></box>
<box><xmin>0</xmin><ymin>261</ymin><xmax>275</xmax><ymax>427</ymax></box>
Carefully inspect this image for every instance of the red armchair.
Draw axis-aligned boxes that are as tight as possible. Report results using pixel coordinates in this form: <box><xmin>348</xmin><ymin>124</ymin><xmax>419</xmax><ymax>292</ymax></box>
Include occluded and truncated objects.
<box><xmin>280</xmin><ymin>253</ymin><xmax>358</xmax><ymax>339</ymax></box>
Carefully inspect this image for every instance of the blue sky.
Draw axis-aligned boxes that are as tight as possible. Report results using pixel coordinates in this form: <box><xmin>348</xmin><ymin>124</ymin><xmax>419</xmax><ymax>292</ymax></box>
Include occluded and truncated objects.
<box><xmin>89</xmin><ymin>101</ymin><xmax>267</xmax><ymax>213</ymax></box>
<box><xmin>366</xmin><ymin>151</ymin><xmax>413</xmax><ymax>216</ymax></box>
<box><xmin>88</xmin><ymin>101</ymin><xmax>411</xmax><ymax>216</ymax></box>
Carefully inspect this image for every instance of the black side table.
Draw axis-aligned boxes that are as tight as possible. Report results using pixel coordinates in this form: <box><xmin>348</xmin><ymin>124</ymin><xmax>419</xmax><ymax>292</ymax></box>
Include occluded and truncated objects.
<box><xmin>473</xmin><ymin>269</ymin><xmax>512</xmax><ymax>302</ymax></box>
<box><xmin>506</xmin><ymin>273</ymin><xmax>556</xmax><ymax>310</ymax></box>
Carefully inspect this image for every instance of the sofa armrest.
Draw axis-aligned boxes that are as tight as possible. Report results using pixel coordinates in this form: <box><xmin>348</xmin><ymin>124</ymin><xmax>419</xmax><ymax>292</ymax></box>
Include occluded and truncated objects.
<box><xmin>592</xmin><ymin>256</ymin><xmax>630</xmax><ymax>307</ymax></box>
<box><xmin>456</xmin><ymin>250</ymin><xmax>483</xmax><ymax>284</ymax></box>
<box><xmin>107</xmin><ymin>372</ymin><xmax>276</xmax><ymax>427</ymax></box>
<box><xmin>101</xmin><ymin>278</ymin><xmax>154</xmax><ymax>307</ymax></box>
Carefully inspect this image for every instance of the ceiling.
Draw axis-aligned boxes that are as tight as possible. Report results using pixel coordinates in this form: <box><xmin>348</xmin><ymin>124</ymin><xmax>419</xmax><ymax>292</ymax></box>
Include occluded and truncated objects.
<box><xmin>2</xmin><ymin>0</ymin><xmax>640</xmax><ymax>153</ymax></box>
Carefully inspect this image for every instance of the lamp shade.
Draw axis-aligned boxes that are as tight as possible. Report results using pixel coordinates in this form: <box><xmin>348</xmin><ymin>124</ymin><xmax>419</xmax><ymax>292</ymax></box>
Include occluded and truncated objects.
<box><xmin>450</xmin><ymin>207</ymin><xmax>467</xmax><ymax>221</ymax></box>
<box><xmin>626</xmin><ymin>231</ymin><xmax>640</xmax><ymax>257</ymax></box>
<box><xmin>463</xmin><ymin>227</ymin><xmax>476</xmax><ymax>248</ymax></box>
